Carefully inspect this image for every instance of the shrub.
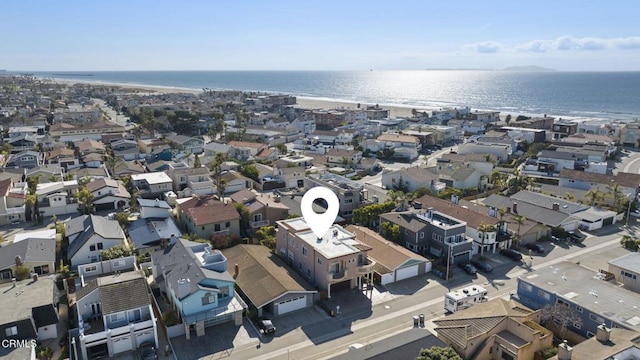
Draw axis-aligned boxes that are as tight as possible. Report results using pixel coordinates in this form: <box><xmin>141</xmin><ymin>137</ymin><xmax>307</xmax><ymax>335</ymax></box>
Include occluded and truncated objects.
<box><xmin>15</xmin><ymin>265</ymin><xmax>30</xmax><ymax>281</ymax></box>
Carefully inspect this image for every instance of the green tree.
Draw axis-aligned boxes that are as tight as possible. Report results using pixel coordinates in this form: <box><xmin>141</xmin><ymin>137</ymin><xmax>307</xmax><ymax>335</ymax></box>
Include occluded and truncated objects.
<box><xmin>15</xmin><ymin>265</ymin><xmax>30</xmax><ymax>281</ymax></box>
<box><xmin>276</xmin><ymin>143</ymin><xmax>288</xmax><ymax>154</ymax></box>
<box><xmin>115</xmin><ymin>212</ymin><xmax>131</xmax><ymax>229</ymax></box>
<box><xmin>606</xmin><ymin>182</ymin><xmax>625</xmax><ymax>212</ymax></box>
<box><xmin>257</xmin><ymin>226</ymin><xmax>276</xmax><ymax>249</ymax></box>
<box><xmin>393</xmin><ymin>176</ymin><xmax>409</xmax><ymax>193</ymax></box>
<box><xmin>100</xmin><ymin>245</ymin><xmax>133</xmax><ymax>260</ymax></box>
<box><xmin>193</xmin><ymin>154</ymin><xmax>202</xmax><ymax>168</ymax></box>
<box><xmin>352</xmin><ymin>201</ymin><xmax>397</xmax><ymax>228</ymax></box>
<box><xmin>437</xmin><ymin>187</ymin><xmax>462</xmax><ymax>200</ymax></box>
<box><xmin>233</xmin><ymin>202</ymin><xmax>250</xmax><ymax>237</ymax></box>
<box><xmin>415</xmin><ymin>346</ymin><xmax>462</xmax><ymax>360</ymax></box>
<box><xmin>585</xmin><ymin>188</ymin><xmax>605</xmax><ymax>206</ymax></box>
<box><xmin>413</xmin><ymin>187</ymin><xmax>433</xmax><ymax>198</ymax></box>
<box><xmin>380</xmin><ymin>222</ymin><xmax>400</xmax><ymax>242</ymax></box>
<box><xmin>240</xmin><ymin>164</ymin><xmax>260</xmax><ymax>182</ymax></box>
<box><xmin>105</xmin><ymin>155</ymin><xmax>123</xmax><ymax>178</ymax></box>
<box><xmin>512</xmin><ymin>215</ymin><xmax>526</xmax><ymax>249</ymax></box>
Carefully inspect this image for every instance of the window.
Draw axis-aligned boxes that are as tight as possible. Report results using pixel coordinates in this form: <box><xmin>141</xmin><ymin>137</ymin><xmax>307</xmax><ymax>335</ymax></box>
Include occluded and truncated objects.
<box><xmin>202</xmin><ymin>292</ymin><xmax>216</xmax><ymax>305</ymax></box>
<box><xmin>621</xmin><ymin>271</ymin><xmax>637</xmax><ymax>280</ymax></box>
<box><xmin>214</xmin><ymin>224</ymin><xmax>221</xmax><ymax>232</ymax></box>
<box><xmin>420</xmin><ymin>232</ymin><xmax>425</xmax><ymax>239</ymax></box>
<box><xmin>90</xmin><ymin>245</ymin><xmax>96</xmax><ymax>251</ymax></box>
<box><xmin>590</xmin><ymin>314</ymin><xmax>604</xmax><ymax>324</ymax></box>
<box><xmin>85</xmin><ymin>265</ymin><xmax>97</xmax><ymax>273</ymax></box>
<box><xmin>573</xmin><ymin>323</ymin><xmax>582</xmax><ymax>329</ymax></box>
<box><xmin>129</xmin><ymin>309</ymin><xmax>141</xmax><ymax>322</ymax></box>
<box><xmin>34</xmin><ymin>265</ymin><xmax>50</xmax><ymax>275</ymax></box>
<box><xmin>5</xmin><ymin>326</ymin><xmax>17</xmax><ymax>336</ymax></box>
<box><xmin>520</xmin><ymin>283</ymin><xmax>533</xmax><ymax>292</ymax></box>
<box><xmin>538</xmin><ymin>290</ymin><xmax>551</xmax><ymax>300</ymax></box>
<box><xmin>225</xmin><ymin>222</ymin><xmax>230</xmax><ymax>228</ymax></box>
<box><xmin>302</xmin><ymin>246</ymin><xmax>308</xmax><ymax>257</ymax></box>
<box><xmin>97</xmin><ymin>243</ymin><xmax>103</xmax><ymax>250</ymax></box>
<box><xmin>557</xmin><ymin>299</ymin><xmax>570</xmax><ymax>308</ymax></box>
<box><xmin>317</xmin><ymin>258</ymin><xmax>322</xmax><ymax>265</ymax></box>
<box><xmin>110</xmin><ymin>313</ymin><xmax>125</xmax><ymax>323</ymax></box>
<box><xmin>587</xmin><ymin>331</ymin><xmax>595</xmax><ymax>338</ymax></box>
<box><xmin>576</xmin><ymin>306</ymin><xmax>583</xmax><ymax>313</ymax></box>
<box><xmin>113</xmin><ymin>260</ymin><xmax>124</xmax><ymax>268</ymax></box>
<box><xmin>344</xmin><ymin>199</ymin><xmax>353</xmax><ymax>204</ymax></box>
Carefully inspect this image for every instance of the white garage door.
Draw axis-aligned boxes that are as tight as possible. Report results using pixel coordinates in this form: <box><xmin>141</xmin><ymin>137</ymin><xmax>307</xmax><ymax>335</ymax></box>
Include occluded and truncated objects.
<box><xmin>395</xmin><ymin>264</ymin><xmax>419</xmax><ymax>282</ymax></box>
<box><xmin>277</xmin><ymin>295</ymin><xmax>307</xmax><ymax>315</ymax></box>
<box><xmin>112</xmin><ymin>335</ymin><xmax>131</xmax><ymax>355</ymax></box>
<box><xmin>381</xmin><ymin>273</ymin><xmax>395</xmax><ymax>285</ymax></box>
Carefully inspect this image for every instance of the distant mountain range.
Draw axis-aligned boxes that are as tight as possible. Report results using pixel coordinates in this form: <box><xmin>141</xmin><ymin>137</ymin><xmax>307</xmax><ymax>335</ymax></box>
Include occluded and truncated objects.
<box><xmin>502</xmin><ymin>65</ymin><xmax>556</xmax><ymax>72</ymax></box>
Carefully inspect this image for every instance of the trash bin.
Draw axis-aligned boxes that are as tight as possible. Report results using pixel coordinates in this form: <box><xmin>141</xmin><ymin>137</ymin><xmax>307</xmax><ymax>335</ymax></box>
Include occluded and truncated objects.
<box><xmin>419</xmin><ymin>314</ymin><xmax>425</xmax><ymax>327</ymax></box>
<box><xmin>413</xmin><ymin>315</ymin><xmax>419</xmax><ymax>327</ymax></box>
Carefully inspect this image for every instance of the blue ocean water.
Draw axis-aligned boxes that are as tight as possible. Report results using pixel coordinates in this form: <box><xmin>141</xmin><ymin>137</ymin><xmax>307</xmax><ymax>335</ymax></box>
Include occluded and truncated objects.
<box><xmin>20</xmin><ymin>70</ymin><xmax>640</xmax><ymax>120</ymax></box>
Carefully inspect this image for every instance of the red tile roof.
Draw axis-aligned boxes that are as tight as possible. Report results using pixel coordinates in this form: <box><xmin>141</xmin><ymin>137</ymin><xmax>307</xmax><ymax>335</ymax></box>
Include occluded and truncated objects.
<box><xmin>180</xmin><ymin>196</ymin><xmax>240</xmax><ymax>226</ymax></box>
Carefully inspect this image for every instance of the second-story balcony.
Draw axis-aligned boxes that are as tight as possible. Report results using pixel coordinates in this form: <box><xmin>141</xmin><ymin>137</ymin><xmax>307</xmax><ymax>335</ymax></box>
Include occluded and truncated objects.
<box><xmin>355</xmin><ymin>259</ymin><xmax>376</xmax><ymax>274</ymax></box>
<box><xmin>250</xmin><ymin>219</ymin><xmax>270</xmax><ymax>228</ymax></box>
<box><xmin>327</xmin><ymin>269</ymin><xmax>348</xmax><ymax>282</ymax></box>
<box><xmin>445</xmin><ymin>235</ymin><xmax>473</xmax><ymax>246</ymax></box>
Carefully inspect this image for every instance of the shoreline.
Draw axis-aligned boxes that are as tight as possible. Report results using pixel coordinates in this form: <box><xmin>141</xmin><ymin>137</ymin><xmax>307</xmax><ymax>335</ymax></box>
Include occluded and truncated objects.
<box><xmin>44</xmin><ymin>76</ymin><xmax>632</xmax><ymax>123</ymax></box>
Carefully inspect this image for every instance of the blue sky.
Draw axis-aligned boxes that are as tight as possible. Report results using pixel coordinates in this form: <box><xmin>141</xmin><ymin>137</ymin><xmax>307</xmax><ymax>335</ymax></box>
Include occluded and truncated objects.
<box><xmin>2</xmin><ymin>1</ymin><xmax>640</xmax><ymax>71</ymax></box>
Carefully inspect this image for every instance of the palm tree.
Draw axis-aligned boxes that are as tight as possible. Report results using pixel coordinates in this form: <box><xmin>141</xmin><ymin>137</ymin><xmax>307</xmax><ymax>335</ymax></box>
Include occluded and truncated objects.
<box><xmin>106</xmin><ymin>155</ymin><xmax>123</xmax><ymax>178</ymax></box>
<box><xmin>585</xmin><ymin>188</ymin><xmax>605</xmax><ymax>206</ymax></box>
<box><xmin>606</xmin><ymin>183</ymin><xmax>624</xmax><ymax>212</ymax></box>
<box><xmin>565</xmin><ymin>192</ymin><xmax>575</xmax><ymax>201</ymax></box>
<box><xmin>513</xmin><ymin>215</ymin><xmax>526</xmax><ymax>249</ymax></box>
<box><xmin>77</xmin><ymin>187</ymin><xmax>94</xmax><ymax>215</ymax></box>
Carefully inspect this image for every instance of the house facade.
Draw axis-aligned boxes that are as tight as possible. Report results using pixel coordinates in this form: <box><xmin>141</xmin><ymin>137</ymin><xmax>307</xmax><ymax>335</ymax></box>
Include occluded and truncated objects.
<box><xmin>178</xmin><ymin>196</ymin><xmax>241</xmax><ymax>239</ymax></box>
<box><xmin>275</xmin><ymin>218</ymin><xmax>376</xmax><ymax>298</ymax></box>
<box><xmin>65</xmin><ymin>215</ymin><xmax>128</xmax><ymax>267</ymax></box>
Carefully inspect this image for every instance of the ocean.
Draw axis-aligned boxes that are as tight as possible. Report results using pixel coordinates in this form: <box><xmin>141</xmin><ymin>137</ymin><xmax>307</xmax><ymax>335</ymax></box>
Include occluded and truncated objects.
<box><xmin>16</xmin><ymin>70</ymin><xmax>640</xmax><ymax>121</ymax></box>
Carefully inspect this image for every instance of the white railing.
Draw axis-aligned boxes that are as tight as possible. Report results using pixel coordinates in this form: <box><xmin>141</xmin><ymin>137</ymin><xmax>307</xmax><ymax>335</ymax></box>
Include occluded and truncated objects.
<box><xmin>250</xmin><ymin>219</ymin><xmax>270</xmax><ymax>228</ymax></box>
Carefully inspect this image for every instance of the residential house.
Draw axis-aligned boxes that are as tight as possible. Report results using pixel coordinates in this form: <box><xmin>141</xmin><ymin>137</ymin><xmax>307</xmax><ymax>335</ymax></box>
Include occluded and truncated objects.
<box><xmin>222</xmin><ymin>244</ymin><xmax>317</xmax><ymax>317</ymax></box>
<box><xmin>166</xmin><ymin>162</ymin><xmax>215</xmax><ymax>196</ymax></box>
<box><xmin>379</xmin><ymin>208</ymin><xmax>473</xmax><ymax>263</ymax></box>
<box><xmin>346</xmin><ymin>225</ymin><xmax>431</xmax><ymax>285</ymax></box>
<box><xmin>0</xmin><ymin>238</ymin><xmax>56</xmax><ymax>282</ymax></box>
<box><xmin>254</xmin><ymin>147</ymin><xmax>279</xmax><ymax>163</ymax></box>
<box><xmin>457</xmin><ymin>141</ymin><xmax>511</xmax><ymax>162</ymax></box>
<box><xmin>151</xmin><ymin>239</ymin><xmax>245</xmax><ymax>338</ymax></box>
<box><xmin>509</xmin><ymin>116</ymin><xmax>555</xmax><ymax>131</ymax></box>
<box><xmin>330</xmin><ymin>328</ymin><xmax>449</xmax><ymax>360</ymax></box>
<box><xmin>229</xmin><ymin>189</ymin><xmax>289</xmax><ymax>232</ymax></box>
<box><xmin>65</xmin><ymin>214</ymin><xmax>128</xmax><ymax>267</ymax></box>
<box><xmin>471</xmin><ymin>110</ymin><xmax>501</xmax><ymax>123</ymax></box>
<box><xmin>86</xmin><ymin>178</ymin><xmax>130</xmax><ymax>211</ymax></box>
<box><xmin>112</xmin><ymin>139</ymin><xmax>144</xmax><ymax>161</ymax></box>
<box><xmin>202</xmin><ymin>142</ymin><xmax>230</xmax><ymax>157</ymax></box>
<box><xmin>0</xmin><ymin>177</ymin><xmax>26</xmax><ymax>225</ymax></box>
<box><xmin>73</xmin><ymin>270</ymin><xmax>157</xmax><ymax>359</ymax></box>
<box><xmin>558</xmin><ymin>169</ymin><xmax>640</xmax><ymax>197</ymax></box>
<box><xmin>368</xmin><ymin>133</ymin><xmax>420</xmax><ymax>161</ymax></box>
<box><xmin>219</xmin><ymin>171</ymin><xmax>253</xmax><ymax>195</ymax></box>
<box><xmin>166</xmin><ymin>134</ymin><xmax>204</xmax><ymax>154</ymax></box>
<box><xmin>82</xmin><ymin>152</ymin><xmax>104</xmax><ymax>168</ymax></box>
<box><xmin>552</xmin><ymin>120</ymin><xmax>578</xmax><ymax>140</ymax></box>
<box><xmin>112</xmin><ymin>161</ymin><xmax>146</xmax><ymax>178</ymax></box>
<box><xmin>274</xmin><ymin>154</ymin><xmax>314</xmax><ymax>168</ymax></box>
<box><xmin>275</xmin><ymin>218</ymin><xmax>376</xmax><ymax>298</ymax></box>
<box><xmin>326</xmin><ymin>149</ymin><xmax>362</xmax><ymax>168</ymax></box>
<box><xmin>138</xmin><ymin>138</ymin><xmax>172</xmax><ymax>157</ymax></box>
<box><xmin>227</xmin><ymin>141</ymin><xmax>268</xmax><ymax>162</ymax></box>
<box><xmin>549</xmin><ymin>327</ymin><xmax>640</xmax><ymax>360</ymax></box>
<box><xmin>481</xmin><ymin>194</ymin><xmax>581</xmax><ymax>232</ymax></box>
<box><xmin>5</xmin><ymin>150</ymin><xmax>43</xmax><ymax>169</ymax></box>
<box><xmin>128</xmin><ymin>199</ymin><xmax>181</xmax><ymax>253</ymax></box>
<box><xmin>178</xmin><ymin>196</ymin><xmax>240</xmax><ymax>239</ymax></box>
<box><xmin>430</xmin><ymin>163</ymin><xmax>485</xmax><ymax>191</ymax></box>
<box><xmin>620</xmin><ymin>121</ymin><xmax>640</xmax><ymax>148</ymax></box>
<box><xmin>416</xmin><ymin>195</ymin><xmax>508</xmax><ymax>255</ymax></box>
<box><xmin>6</xmin><ymin>134</ymin><xmax>37</xmax><ymax>153</ymax></box>
<box><xmin>608</xmin><ymin>252</ymin><xmax>640</xmax><ymax>294</ymax></box>
<box><xmin>0</xmin><ymin>278</ymin><xmax>59</xmax><ymax>343</ymax></box>
<box><xmin>70</xmin><ymin>167</ymin><xmax>111</xmax><ymax>182</ymax></box>
<box><xmin>433</xmin><ymin>298</ymin><xmax>552</xmax><ymax>360</ymax></box>
<box><xmin>130</xmin><ymin>172</ymin><xmax>173</xmax><ymax>199</ymax></box>
<box><xmin>47</xmin><ymin>147</ymin><xmax>80</xmax><ymax>170</ymax></box>
<box><xmin>35</xmin><ymin>180</ymin><xmax>80</xmax><ymax>217</ymax></box>
<box><xmin>274</xmin><ymin>166</ymin><xmax>306</xmax><ymax>189</ymax></box>
<box><xmin>516</xmin><ymin>261</ymin><xmax>640</xmax><ymax>340</ymax></box>
<box><xmin>77</xmin><ymin>139</ymin><xmax>106</xmax><ymax>157</ymax></box>
<box><xmin>306</xmin><ymin>173</ymin><xmax>370</xmax><ymax>218</ymax></box>
<box><xmin>49</xmin><ymin>121</ymin><xmax>125</xmax><ymax>142</ymax></box>
<box><xmin>381</xmin><ymin>167</ymin><xmax>445</xmax><ymax>193</ymax></box>
<box><xmin>26</xmin><ymin>164</ymin><xmax>65</xmax><ymax>183</ymax></box>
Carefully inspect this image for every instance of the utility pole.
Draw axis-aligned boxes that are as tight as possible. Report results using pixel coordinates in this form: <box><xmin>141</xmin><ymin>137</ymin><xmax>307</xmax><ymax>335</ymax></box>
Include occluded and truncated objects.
<box><xmin>445</xmin><ymin>243</ymin><xmax>452</xmax><ymax>281</ymax></box>
<box><xmin>627</xmin><ymin>193</ymin><xmax>633</xmax><ymax>226</ymax></box>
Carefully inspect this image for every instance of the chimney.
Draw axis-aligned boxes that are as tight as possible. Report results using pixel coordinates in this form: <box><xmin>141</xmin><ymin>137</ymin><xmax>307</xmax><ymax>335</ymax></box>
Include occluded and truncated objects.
<box><xmin>32</xmin><ymin>273</ymin><xmax>38</xmax><ymax>282</ymax></box>
<box><xmin>596</xmin><ymin>323</ymin><xmax>611</xmax><ymax>343</ymax></box>
<box><xmin>552</xmin><ymin>203</ymin><xmax>560</xmax><ymax>211</ymax></box>
<box><xmin>557</xmin><ymin>340</ymin><xmax>573</xmax><ymax>360</ymax></box>
<box><xmin>427</xmin><ymin>207</ymin><xmax>434</xmax><ymax>219</ymax></box>
<box><xmin>176</xmin><ymin>278</ymin><xmax>191</xmax><ymax>300</ymax></box>
<box><xmin>512</xmin><ymin>202</ymin><xmax>518</xmax><ymax>213</ymax></box>
<box><xmin>234</xmin><ymin>263</ymin><xmax>239</xmax><ymax>279</ymax></box>
<box><xmin>15</xmin><ymin>256</ymin><xmax>22</xmax><ymax>267</ymax></box>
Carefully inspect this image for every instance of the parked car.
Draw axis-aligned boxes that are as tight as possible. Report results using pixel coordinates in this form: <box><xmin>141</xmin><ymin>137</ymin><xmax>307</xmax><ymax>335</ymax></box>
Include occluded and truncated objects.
<box><xmin>138</xmin><ymin>343</ymin><xmax>157</xmax><ymax>360</ymax></box>
<box><xmin>500</xmin><ymin>248</ymin><xmax>523</xmax><ymax>261</ymax></box>
<box><xmin>630</xmin><ymin>209</ymin><xmax>640</xmax><ymax>217</ymax></box>
<box><xmin>524</xmin><ymin>243</ymin><xmax>545</xmax><ymax>254</ymax></box>
<box><xmin>458</xmin><ymin>262</ymin><xmax>477</xmax><ymax>275</ymax></box>
<box><xmin>470</xmin><ymin>259</ymin><xmax>493</xmax><ymax>273</ymax></box>
<box><xmin>258</xmin><ymin>319</ymin><xmax>276</xmax><ymax>335</ymax></box>
<box><xmin>567</xmin><ymin>231</ymin><xmax>586</xmax><ymax>243</ymax></box>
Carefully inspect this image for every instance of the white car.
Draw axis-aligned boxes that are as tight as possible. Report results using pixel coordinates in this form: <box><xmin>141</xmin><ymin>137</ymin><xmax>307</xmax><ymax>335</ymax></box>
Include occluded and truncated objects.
<box><xmin>630</xmin><ymin>210</ymin><xmax>640</xmax><ymax>217</ymax></box>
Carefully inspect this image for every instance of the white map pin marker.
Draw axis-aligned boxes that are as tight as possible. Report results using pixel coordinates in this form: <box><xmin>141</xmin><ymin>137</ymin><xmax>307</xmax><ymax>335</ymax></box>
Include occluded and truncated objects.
<box><xmin>301</xmin><ymin>186</ymin><xmax>340</xmax><ymax>239</ymax></box>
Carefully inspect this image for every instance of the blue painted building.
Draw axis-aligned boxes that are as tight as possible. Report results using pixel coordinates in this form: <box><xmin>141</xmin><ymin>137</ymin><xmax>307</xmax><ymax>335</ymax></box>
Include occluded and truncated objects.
<box><xmin>516</xmin><ymin>261</ymin><xmax>640</xmax><ymax>339</ymax></box>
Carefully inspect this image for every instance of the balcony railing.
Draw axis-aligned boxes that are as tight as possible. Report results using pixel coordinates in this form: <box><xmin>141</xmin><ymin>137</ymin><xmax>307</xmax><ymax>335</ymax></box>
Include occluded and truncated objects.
<box><xmin>356</xmin><ymin>259</ymin><xmax>376</xmax><ymax>274</ymax></box>
<box><xmin>327</xmin><ymin>269</ymin><xmax>348</xmax><ymax>282</ymax></box>
<box><xmin>250</xmin><ymin>219</ymin><xmax>270</xmax><ymax>228</ymax></box>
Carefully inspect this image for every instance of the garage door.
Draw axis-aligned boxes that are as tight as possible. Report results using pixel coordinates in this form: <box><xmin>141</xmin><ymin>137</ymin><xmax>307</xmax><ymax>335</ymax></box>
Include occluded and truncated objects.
<box><xmin>453</xmin><ymin>251</ymin><xmax>470</xmax><ymax>264</ymax></box>
<box><xmin>603</xmin><ymin>216</ymin><xmax>614</xmax><ymax>226</ymax></box>
<box><xmin>381</xmin><ymin>273</ymin><xmax>395</xmax><ymax>285</ymax></box>
<box><xmin>112</xmin><ymin>335</ymin><xmax>131</xmax><ymax>355</ymax></box>
<box><xmin>395</xmin><ymin>264</ymin><xmax>419</xmax><ymax>282</ymax></box>
<box><xmin>277</xmin><ymin>295</ymin><xmax>307</xmax><ymax>315</ymax></box>
<box><xmin>94</xmin><ymin>202</ymin><xmax>115</xmax><ymax>211</ymax></box>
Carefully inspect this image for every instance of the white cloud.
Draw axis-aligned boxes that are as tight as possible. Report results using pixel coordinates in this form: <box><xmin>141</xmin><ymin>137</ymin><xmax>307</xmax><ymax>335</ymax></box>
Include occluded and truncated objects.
<box><xmin>464</xmin><ymin>41</ymin><xmax>504</xmax><ymax>54</ymax></box>
<box><xmin>516</xmin><ymin>36</ymin><xmax>640</xmax><ymax>52</ymax></box>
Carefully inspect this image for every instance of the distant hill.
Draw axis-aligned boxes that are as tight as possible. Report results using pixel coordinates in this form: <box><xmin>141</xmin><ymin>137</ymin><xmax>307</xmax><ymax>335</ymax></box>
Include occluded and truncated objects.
<box><xmin>503</xmin><ymin>65</ymin><xmax>556</xmax><ymax>72</ymax></box>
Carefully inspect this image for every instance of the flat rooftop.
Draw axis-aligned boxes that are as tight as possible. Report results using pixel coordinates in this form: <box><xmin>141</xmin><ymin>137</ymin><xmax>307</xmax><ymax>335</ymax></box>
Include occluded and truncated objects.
<box><xmin>519</xmin><ymin>261</ymin><xmax>640</xmax><ymax>331</ymax></box>
<box><xmin>296</xmin><ymin>224</ymin><xmax>361</xmax><ymax>259</ymax></box>
<box><xmin>0</xmin><ymin>277</ymin><xmax>56</xmax><ymax>324</ymax></box>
